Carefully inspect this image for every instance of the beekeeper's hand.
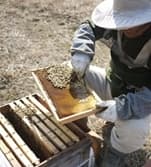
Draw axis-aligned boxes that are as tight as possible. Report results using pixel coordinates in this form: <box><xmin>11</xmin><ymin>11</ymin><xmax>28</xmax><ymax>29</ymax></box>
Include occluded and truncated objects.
<box><xmin>71</xmin><ymin>54</ymin><xmax>91</xmax><ymax>77</ymax></box>
<box><xmin>95</xmin><ymin>100</ymin><xmax>118</xmax><ymax>122</ymax></box>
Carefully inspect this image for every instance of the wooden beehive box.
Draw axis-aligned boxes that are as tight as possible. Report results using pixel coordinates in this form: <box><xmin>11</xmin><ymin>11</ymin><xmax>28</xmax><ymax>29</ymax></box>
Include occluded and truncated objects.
<box><xmin>32</xmin><ymin>68</ymin><xmax>102</xmax><ymax>124</ymax></box>
<box><xmin>0</xmin><ymin>94</ymin><xmax>92</xmax><ymax>167</ymax></box>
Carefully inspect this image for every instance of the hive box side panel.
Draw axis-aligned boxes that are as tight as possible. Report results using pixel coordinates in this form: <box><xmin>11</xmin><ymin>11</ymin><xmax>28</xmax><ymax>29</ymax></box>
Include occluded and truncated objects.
<box><xmin>38</xmin><ymin>139</ymin><xmax>91</xmax><ymax>167</ymax></box>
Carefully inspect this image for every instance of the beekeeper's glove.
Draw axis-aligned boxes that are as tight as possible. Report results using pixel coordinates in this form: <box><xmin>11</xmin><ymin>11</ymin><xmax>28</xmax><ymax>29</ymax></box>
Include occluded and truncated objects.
<box><xmin>95</xmin><ymin>100</ymin><xmax>118</xmax><ymax>122</ymax></box>
<box><xmin>71</xmin><ymin>54</ymin><xmax>91</xmax><ymax>78</ymax></box>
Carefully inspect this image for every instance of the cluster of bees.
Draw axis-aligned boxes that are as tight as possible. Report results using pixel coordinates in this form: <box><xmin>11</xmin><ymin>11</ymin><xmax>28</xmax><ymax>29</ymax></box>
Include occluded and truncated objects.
<box><xmin>47</xmin><ymin>64</ymin><xmax>73</xmax><ymax>89</ymax></box>
<box><xmin>47</xmin><ymin>64</ymin><xmax>89</xmax><ymax>99</ymax></box>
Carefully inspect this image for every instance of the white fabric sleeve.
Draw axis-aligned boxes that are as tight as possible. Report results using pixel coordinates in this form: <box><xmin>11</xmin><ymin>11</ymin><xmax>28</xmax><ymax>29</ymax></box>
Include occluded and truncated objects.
<box><xmin>116</xmin><ymin>87</ymin><xmax>151</xmax><ymax>120</ymax></box>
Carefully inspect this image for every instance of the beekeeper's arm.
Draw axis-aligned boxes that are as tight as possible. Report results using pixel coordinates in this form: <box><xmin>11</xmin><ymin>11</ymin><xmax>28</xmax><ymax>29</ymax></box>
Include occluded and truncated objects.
<box><xmin>71</xmin><ymin>20</ymin><xmax>113</xmax><ymax>77</ymax></box>
<box><xmin>96</xmin><ymin>87</ymin><xmax>151</xmax><ymax>122</ymax></box>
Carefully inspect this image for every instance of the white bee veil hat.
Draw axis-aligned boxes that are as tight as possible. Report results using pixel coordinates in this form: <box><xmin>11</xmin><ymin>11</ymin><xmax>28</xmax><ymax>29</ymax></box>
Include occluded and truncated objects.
<box><xmin>91</xmin><ymin>0</ymin><xmax>151</xmax><ymax>30</ymax></box>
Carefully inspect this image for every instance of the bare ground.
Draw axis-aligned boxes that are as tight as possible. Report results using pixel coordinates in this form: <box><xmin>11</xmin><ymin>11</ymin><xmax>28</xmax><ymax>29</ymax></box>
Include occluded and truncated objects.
<box><xmin>0</xmin><ymin>0</ymin><xmax>108</xmax><ymax>105</ymax></box>
<box><xmin>0</xmin><ymin>0</ymin><xmax>151</xmax><ymax>166</ymax></box>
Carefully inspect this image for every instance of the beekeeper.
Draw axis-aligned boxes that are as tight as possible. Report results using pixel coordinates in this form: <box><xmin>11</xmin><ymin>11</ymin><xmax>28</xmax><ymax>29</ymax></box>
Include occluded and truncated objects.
<box><xmin>70</xmin><ymin>0</ymin><xmax>151</xmax><ymax>166</ymax></box>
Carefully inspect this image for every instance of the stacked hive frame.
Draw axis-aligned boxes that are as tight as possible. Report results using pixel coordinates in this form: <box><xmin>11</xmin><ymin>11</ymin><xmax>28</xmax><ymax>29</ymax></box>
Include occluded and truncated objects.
<box><xmin>0</xmin><ymin>94</ymin><xmax>92</xmax><ymax>167</ymax></box>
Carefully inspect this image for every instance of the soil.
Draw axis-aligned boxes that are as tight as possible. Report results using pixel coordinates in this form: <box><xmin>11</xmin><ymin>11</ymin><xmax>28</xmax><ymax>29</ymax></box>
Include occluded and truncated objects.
<box><xmin>0</xmin><ymin>0</ymin><xmax>151</xmax><ymax>166</ymax></box>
